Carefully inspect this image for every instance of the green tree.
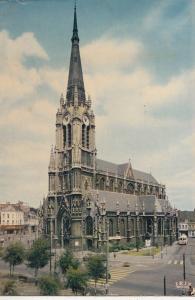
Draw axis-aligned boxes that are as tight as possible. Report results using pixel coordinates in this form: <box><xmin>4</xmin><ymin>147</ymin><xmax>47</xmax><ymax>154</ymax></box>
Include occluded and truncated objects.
<box><xmin>3</xmin><ymin>242</ymin><xmax>25</xmax><ymax>276</ymax></box>
<box><xmin>26</xmin><ymin>238</ymin><xmax>50</xmax><ymax>277</ymax></box>
<box><xmin>2</xmin><ymin>280</ymin><xmax>18</xmax><ymax>295</ymax></box>
<box><xmin>58</xmin><ymin>250</ymin><xmax>79</xmax><ymax>275</ymax></box>
<box><xmin>87</xmin><ymin>255</ymin><xmax>106</xmax><ymax>294</ymax></box>
<box><xmin>66</xmin><ymin>267</ymin><xmax>88</xmax><ymax>295</ymax></box>
<box><xmin>38</xmin><ymin>275</ymin><xmax>60</xmax><ymax>295</ymax></box>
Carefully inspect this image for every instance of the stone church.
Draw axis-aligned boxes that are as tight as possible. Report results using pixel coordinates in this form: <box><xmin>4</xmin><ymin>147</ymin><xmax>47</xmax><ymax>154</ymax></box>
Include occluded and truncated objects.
<box><xmin>42</xmin><ymin>6</ymin><xmax>178</xmax><ymax>250</ymax></box>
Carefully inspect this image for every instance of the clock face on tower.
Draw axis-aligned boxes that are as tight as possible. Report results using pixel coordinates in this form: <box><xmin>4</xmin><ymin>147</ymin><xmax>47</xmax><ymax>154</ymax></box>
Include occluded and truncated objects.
<box><xmin>83</xmin><ymin>115</ymin><xmax>89</xmax><ymax>126</ymax></box>
<box><xmin>63</xmin><ymin>113</ymin><xmax>70</xmax><ymax>125</ymax></box>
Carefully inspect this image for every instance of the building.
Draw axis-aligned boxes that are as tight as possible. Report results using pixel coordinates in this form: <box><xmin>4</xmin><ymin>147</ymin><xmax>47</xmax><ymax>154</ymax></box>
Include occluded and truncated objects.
<box><xmin>42</xmin><ymin>6</ymin><xmax>177</xmax><ymax>250</ymax></box>
<box><xmin>0</xmin><ymin>205</ymin><xmax>24</xmax><ymax>228</ymax></box>
<box><xmin>0</xmin><ymin>201</ymin><xmax>39</xmax><ymax>247</ymax></box>
<box><xmin>178</xmin><ymin>210</ymin><xmax>195</xmax><ymax>238</ymax></box>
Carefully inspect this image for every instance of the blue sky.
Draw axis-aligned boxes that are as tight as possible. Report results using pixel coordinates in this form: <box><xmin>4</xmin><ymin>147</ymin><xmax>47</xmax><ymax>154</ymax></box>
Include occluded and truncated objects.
<box><xmin>0</xmin><ymin>0</ymin><xmax>194</xmax><ymax>210</ymax></box>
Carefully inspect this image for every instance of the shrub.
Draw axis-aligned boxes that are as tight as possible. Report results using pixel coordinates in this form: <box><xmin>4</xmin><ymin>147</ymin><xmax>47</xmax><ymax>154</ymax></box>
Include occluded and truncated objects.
<box><xmin>66</xmin><ymin>267</ymin><xmax>88</xmax><ymax>295</ymax></box>
<box><xmin>38</xmin><ymin>275</ymin><xmax>60</xmax><ymax>296</ymax></box>
<box><xmin>58</xmin><ymin>250</ymin><xmax>80</xmax><ymax>275</ymax></box>
<box><xmin>2</xmin><ymin>280</ymin><xmax>18</xmax><ymax>296</ymax></box>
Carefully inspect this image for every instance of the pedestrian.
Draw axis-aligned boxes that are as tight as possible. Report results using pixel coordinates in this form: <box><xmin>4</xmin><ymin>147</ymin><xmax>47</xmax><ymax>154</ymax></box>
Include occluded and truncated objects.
<box><xmin>113</xmin><ymin>252</ymin><xmax>116</xmax><ymax>259</ymax></box>
<box><xmin>188</xmin><ymin>285</ymin><xmax>193</xmax><ymax>296</ymax></box>
<box><xmin>105</xmin><ymin>283</ymin><xmax>109</xmax><ymax>295</ymax></box>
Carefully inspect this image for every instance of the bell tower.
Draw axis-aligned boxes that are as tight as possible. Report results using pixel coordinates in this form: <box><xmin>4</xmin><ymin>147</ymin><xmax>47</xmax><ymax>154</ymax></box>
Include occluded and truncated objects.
<box><xmin>46</xmin><ymin>4</ymin><xmax>96</xmax><ymax>248</ymax></box>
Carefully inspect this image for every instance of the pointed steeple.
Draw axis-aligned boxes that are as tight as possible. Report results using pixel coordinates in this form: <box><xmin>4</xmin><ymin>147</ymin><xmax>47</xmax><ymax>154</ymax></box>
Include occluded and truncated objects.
<box><xmin>66</xmin><ymin>4</ymin><xmax>86</xmax><ymax>105</ymax></box>
<box><xmin>71</xmin><ymin>4</ymin><xmax>79</xmax><ymax>43</ymax></box>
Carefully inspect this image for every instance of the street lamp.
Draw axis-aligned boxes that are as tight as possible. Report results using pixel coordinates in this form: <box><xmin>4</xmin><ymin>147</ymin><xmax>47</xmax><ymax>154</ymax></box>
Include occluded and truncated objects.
<box><xmin>99</xmin><ymin>198</ymin><xmax>109</xmax><ymax>295</ymax></box>
<box><xmin>48</xmin><ymin>204</ymin><xmax>54</xmax><ymax>274</ymax></box>
<box><xmin>135</xmin><ymin>202</ymin><xmax>139</xmax><ymax>252</ymax></box>
<box><xmin>105</xmin><ymin>218</ymin><xmax>109</xmax><ymax>296</ymax></box>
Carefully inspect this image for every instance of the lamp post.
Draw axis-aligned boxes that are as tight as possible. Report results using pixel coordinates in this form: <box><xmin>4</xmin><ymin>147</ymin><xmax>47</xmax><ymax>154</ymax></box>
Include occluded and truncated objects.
<box><xmin>48</xmin><ymin>204</ymin><xmax>54</xmax><ymax>275</ymax></box>
<box><xmin>105</xmin><ymin>217</ymin><xmax>109</xmax><ymax>296</ymax></box>
<box><xmin>127</xmin><ymin>200</ymin><xmax>130</xmax><ymax>241</ymax></box>
<box><xmin>61</xmin><ymin>217</ymin><xmax>64</xmax><ymax>250</ymax></box>
<box><xmin>135</xmin><ymin>202</ymin><xmax>139</xmax><ymax>252</ymax></box>
<box><xmin>53</xmin><ymin>235</ymin><xmax>58</xmax><ymax>275</ymax></box>
<box><xmin>153</xmin><ymin>201</ymin><xmax>157</xmax><ymax>247</ymax></box>
<box><xmin>99</xmin><ymin>198</ymin><xmax>109</xmax><ymax>295</ymax></box>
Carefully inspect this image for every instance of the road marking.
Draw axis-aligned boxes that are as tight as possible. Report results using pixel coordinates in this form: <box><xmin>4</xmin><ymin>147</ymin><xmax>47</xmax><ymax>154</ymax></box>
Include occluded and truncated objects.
<box><xmin>88</xmin><ymin>267</ymin><xmax>136</xmax><ymax>286</ymax></box>
<box><xmin>167</xmin><ymin>260</ymin><xmax>184</xmax><ymax>265</ymax></box>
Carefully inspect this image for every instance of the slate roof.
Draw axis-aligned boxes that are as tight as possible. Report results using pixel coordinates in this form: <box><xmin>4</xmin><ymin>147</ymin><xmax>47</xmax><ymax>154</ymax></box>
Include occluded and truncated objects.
<box><xmin>133</xmin><ymin>169</ymin><xmax>159</xmax><ymax>185</ymax></box>
<box><xmin>178</xmin><ymin>211</ymin><xmax>195</xmax><ymax>222</ymax></box>
<box><xmin>96</xmin><ymin>158</ymin><xmax>159</xmax><ymax>185</ymax></box>
<box><xmin>0</xmin><ymin>205</ymin><xmax>21</xmax><ymax>212</ymax></box>
<box><xmin>96</xmin><ymin>159</ymin><xmax>118</xmax><ymax>175</ymax></box>
<box><xmin>90</xmin><ymin>189</ymin><xmax>163</xmax><ymax>213</ymax></box>
<box><xmin>139</xmin><ymin>195</ymin><xmax>163</xmax><ymax>213</ymax></box>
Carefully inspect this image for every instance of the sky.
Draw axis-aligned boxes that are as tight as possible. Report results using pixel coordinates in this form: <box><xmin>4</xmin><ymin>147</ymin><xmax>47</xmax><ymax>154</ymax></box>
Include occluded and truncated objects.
<box><xmin>0</xmin><ymin>0</ymin><xmax>194</xmax><ymax>210</ymax></box>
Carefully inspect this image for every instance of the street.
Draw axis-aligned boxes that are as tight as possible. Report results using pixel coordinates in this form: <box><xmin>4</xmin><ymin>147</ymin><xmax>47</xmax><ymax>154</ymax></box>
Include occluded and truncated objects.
<box><xmin>109</xmin><ymin>238</ymin><xmax>195</xmax><ymax>296</ymax></box>
<box><xmin>0</xmin><ymin>239</ymin><xmax>194</xmax><ymax>296</ymax></box>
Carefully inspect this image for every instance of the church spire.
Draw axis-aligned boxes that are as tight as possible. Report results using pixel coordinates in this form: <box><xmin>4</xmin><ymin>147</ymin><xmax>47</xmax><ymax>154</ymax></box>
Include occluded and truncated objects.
<box><xmin>66</xmin><ymin>4</ymin><xmax>86</xmax><ymax>105</ymax></box>
<box><xmin>71</xmin><ymin>4</ymin><xmax>79</xmax><ymax>43</ymax></box>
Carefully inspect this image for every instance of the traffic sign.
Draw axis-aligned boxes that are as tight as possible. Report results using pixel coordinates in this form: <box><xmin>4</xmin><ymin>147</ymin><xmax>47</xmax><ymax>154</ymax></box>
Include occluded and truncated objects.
<box><xmin>176</xmin><ymin>281</ymin><xmax>191</xmax><ymax>289</ymax></box>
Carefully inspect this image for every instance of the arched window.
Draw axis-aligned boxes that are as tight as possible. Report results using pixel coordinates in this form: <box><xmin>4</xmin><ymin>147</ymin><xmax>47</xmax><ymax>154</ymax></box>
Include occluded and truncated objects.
<box><xmin>118</xmin><ymin>181</ymin><xmax>123</xmax><ymax>193</ymax></box>
<box><xmin>150</xmin><ymin>186</ymin><xmax>153</xmax><ymax>194</ymax></box>
<box><xmin>109</xmin><ymin>219</ymin><xmax>114</xmax><ymax>236</ymax></box>
<box><xmin>139</xmin><ymin>219</ymin><xmax>143</xmax><ymax>235</ymax></box>
<box><xmin>99</xmin><ymin>177</ymin><xmax>105</xmax><ymax>190</ymax></box>
<box><xmin>127</xmin><ymin>183</ymin><xmax>134</xmax><ymax>194</ymax></box>
<box><xmin>110</xmin><ymin>179</ymin><xmax>114</xmax><ymax>192</ymax></box>
<box><xmin>68</xmin><ymin>124</ymin><xmax>71</xmax><ymax>147</ymax></box>
<box><xmin>63</xmin><ymin>126</ymin><xmax>66</xmax><ymax>147</ymax></box>
<box><xmin>86</xmin><ymin>216</ymin><xmax>93</xmax><ymax>235</ymax></box>
<box><xmin>158</xmin><ymin>219</ymin><xmax>162</xmax><ymax>235</ymax></box>
<box><xmin>144</xmin><ymin>185</ymin><xmax>147</xmax><ymax>195</ymax></box>
<box><xmin>82</xmin><ymin>124</ymin><xmax>85</xmax><ymax>147</ymax></box>
<box><xmin>147</xmin><ymin>218</ymin><xmax>153</xmax><ymax>234</ymax></box>
<box><xmin>120</xmin><ymin>219</ymin><xmax>125</xmax><ymax>236</ymax></box>
<box><xmin>87</xmin><ymin>126</ymin><xmax>90</xmax><ymax>148</ymax></box>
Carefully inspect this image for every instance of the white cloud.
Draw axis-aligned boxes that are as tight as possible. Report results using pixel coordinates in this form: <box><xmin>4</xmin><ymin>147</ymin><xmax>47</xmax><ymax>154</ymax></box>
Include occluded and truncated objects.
<box><xmin>82</xmin><ymin>38</ymin><xmax>194</xmax><ymax>132</ymax></box>
<box><xmin>82</xmin><ymin>38</ymin><xmax>143</xmax><ymax>73</ymax></box>
<box><xmin>0</xmin><ymin>30</ymin><xmax>65</xmax><ymax>103</ymax></box>
<box><xmin>0</xmin><ymin>99</ymin><xmax>56</xmax><ymax>137</ymax></box>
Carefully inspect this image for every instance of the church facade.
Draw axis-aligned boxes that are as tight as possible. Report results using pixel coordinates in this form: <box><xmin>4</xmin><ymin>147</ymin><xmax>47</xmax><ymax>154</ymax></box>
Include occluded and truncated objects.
<box><xmin>42</xmin><ymin>7</ymin><xmax>178</xmax><ymax>250</ymax></box>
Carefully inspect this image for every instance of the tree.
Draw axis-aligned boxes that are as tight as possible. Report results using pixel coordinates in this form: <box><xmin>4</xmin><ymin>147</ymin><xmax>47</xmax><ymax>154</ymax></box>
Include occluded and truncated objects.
<box><xmin>2</xmin><ymin>280</ymin><xmax>18</xmax><ymax>296</ymax></box>
<box><xmin>26</xmin><ymin>238</ymin><xmax>50</xmax><ymax>277</ymax></box>
<box><xmin>87</xmin><ymin>255</ymin><xmax>106</xmax><ymax>294</ymax></box>
<box><xmin>58</xmin><ymin>250</ymin><xmax>79</xmax><ymax>275</ymax></box>
<box><xmin>38</xmin><ymin>275</ymin><xmax>60</xmax><ymax>295</ymax></box>
<box><xmin>3</xmin><ymin>241</ymin><xmax>25</xmax><ymax>276</ymax></box>
<box><xmin>66</xmin><ymin>267</ymin><xmax>88</xmax><ymax>295</ymax></box>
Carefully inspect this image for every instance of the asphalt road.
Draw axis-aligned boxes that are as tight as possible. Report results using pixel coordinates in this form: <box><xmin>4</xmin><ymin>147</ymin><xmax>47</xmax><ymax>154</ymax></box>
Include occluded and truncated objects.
<box><xmin>109</xmin><ymin>238</ymin><xmax>195</xmax><ymax>296</ymax></box>
<box><xmin>0</xmin><ymin>239</ymin><xmax>194</xmax><ymax>296</ymax></box>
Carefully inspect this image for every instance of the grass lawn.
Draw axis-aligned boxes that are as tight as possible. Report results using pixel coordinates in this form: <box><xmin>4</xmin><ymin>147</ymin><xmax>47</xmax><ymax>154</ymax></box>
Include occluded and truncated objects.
<box><xmin>122</xmin><ymin>247</ymin><xmax>161</xmax><ymax>256</ymax></box>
